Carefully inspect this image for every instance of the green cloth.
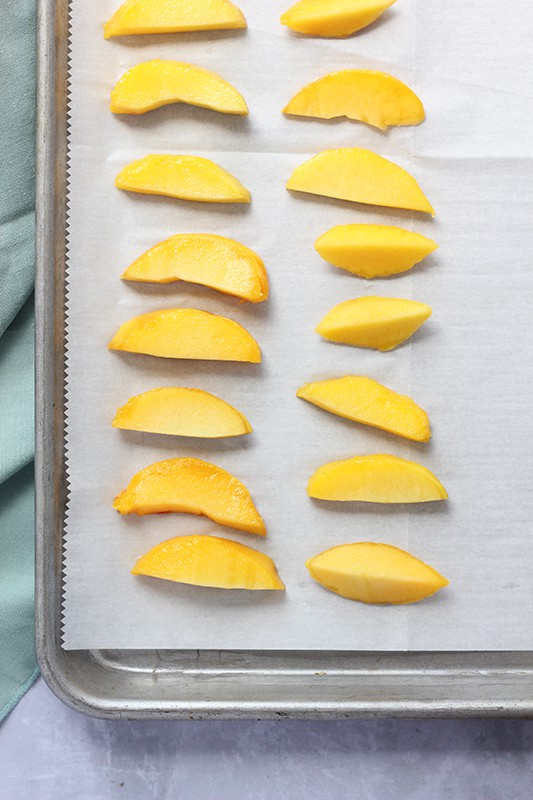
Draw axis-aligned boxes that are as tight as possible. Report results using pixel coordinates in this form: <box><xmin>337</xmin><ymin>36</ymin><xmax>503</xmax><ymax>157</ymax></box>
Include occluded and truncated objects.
<box><xmin>0</xmin><ymin>0</ymin><xmax>39</xmax><ymax>721</ymax></box>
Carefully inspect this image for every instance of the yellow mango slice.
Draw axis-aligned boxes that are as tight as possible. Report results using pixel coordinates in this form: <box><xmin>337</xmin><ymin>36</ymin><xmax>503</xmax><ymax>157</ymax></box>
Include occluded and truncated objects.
<box><xmin>297</xmin><ymin>377</ymin><xmax>431</xmax><ymax>442</ymax></box>
<box><xmin>108</xmin><ymin>308</ymin><xmax>261</xmax><ymax>363</ymax></box>
<box><xmin>316</xmin><ymin>297</ymin><xmax>432</xmax><ymax>351</ymax></box>
<box><xmin>132</xmin><ymin>535</ymin><xmax>285</xmax><ymax>590</ymax></box>
<box><xmin>308</xmin><ymin>454</ymin><xmax>448</xmax><ymax>504</ymax></box>
<box><xmin>111</xmin><ymin>60</ymin><xmax>248</xmax><ymax>116</ymax></box>
<box><xmin>280</xmin><ymin>0</ymin><xmax>395</xmax><ymax>37</ymax></box>
<box><xmin>115</xmin><ymin>457</ymin><xmax>266</xmax><ymax>535</ymax></box>
<box><xmin>122</xmin><ymin>234</ymin><xmax>268</xmax><ymax>303</ymax></box>
<box><xmin>113</xmin><ymin>388</ymin><xmax>252</xmax><ymax>438</ymax></box>
<box><xmin>287</xmin><ymin>148</ymin><xmax>434</xmax><ymax>215</ymax></box>
<box><xmin>284</xmin><ymin>70</ymin><xmax>424</xmax><ymax>130</ymax></box>
<box><xmin>104</xmin><ymin>0</ymin><xmax>246</xmax><ymax>38</ymax></box>
<box><xmin>115</xmin><ymin>154</ymin><xmax>250</xmax><ymax>203</ymax></box>
<box><xmin>306</xmin><ymin>543</ymin><xmax>448</xmax><ymax>604</ymax></box>
<box><xmin>315</xmin><ymin>224</ymin><xmax>438</xmax><ymax>279</ymax></box>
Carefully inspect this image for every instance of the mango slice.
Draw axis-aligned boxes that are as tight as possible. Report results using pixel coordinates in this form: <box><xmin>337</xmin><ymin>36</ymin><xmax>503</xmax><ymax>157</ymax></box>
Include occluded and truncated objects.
<box><xmin>308</xmin><ymin>454</ymin><xmax>448</xmax><ymax>504</ymax></box>
<box><xmin>287</xmin><ymin>148</ymin><xmax>434</xmax><ymax>215</ymax></box>
<box><xmin>122</xmin><ymin>234</ymin><xmax>268</xmax><ymax>303</ymax></box>
<box><xmin>280</xmin><ymin>0</ymin><xmax>396</xmax><ymax>37</ymax></box>
<box><xmin>132</xmin><ymin>535</ymin><xmax>285</xmax><ymax>590</ymax></box>
<box><xmin>115</xmin><ymin>457</ymin><xmax>266</xmax><ymax>535</ymax></box>
<box><xmin>306</xmin><ymin>542</ymin><xmax>448</xmax><ymax>604</ymax></box>
<box><xmin>297</xmin><ymin>377</ymin><xmax>431</xmax><ymax>442</ymax></box>
<box><xmin>113</xmin><ymin>388</ymin><xmax>252</xmax><ymax>438</ymax></box>
<box><xmin>315</xmin><ymin>224</ymin><xmax>438</xmax><ymax>279</ymax></box>
<box><xmin>115</xmin><ymin>155</ymin><xmax>251</xmax><ymax>203</ymax></box>
<box><xmin>316</xmin><ymin>297</ymin><xmax>432</xmax><ymax>351</ymax></box>
<box><xmin>108</xmin><ymin>308</ymin><xmax>261</xmax><ymax>363</ymax></box>
<box><xmin>284</xmin><ymin>70</ymin><xmax>424</xmax><ymax>130</ymax></box>
<box><xmin>104</xmin><ymin>0</ymin><xmax>246</xmax><ymax>38</ymax></box>
<box><xmin>111</xmin><ymin>60</ymin><xmax>248</xmax><ymax>116</ymax></box>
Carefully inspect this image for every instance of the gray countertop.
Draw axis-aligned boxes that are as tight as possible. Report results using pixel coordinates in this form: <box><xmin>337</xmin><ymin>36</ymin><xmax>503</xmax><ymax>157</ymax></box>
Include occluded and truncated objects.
<box><xmin>1</xmin><ymin>678</ymin><xmax>532</xmax><ymax>799</ymax></box>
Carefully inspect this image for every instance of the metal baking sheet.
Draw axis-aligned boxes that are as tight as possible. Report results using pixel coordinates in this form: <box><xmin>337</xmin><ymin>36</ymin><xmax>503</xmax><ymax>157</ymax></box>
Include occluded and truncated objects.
<box><xmin>35</xmin><ymin>0</ymin><xmax>533</xmax><ymax>717</ymax></box>
<box><xmin>60</xmin><ymin>0</ymin><xmax>533</xmax><ymax>652</ymax></box>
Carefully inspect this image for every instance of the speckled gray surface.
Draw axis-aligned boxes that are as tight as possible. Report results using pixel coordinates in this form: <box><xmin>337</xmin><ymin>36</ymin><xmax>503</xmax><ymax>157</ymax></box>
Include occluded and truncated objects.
<box><xmin>1</xmin><ymin>679</ymin><xmax>533</xmax><ymax>799</ymax></box>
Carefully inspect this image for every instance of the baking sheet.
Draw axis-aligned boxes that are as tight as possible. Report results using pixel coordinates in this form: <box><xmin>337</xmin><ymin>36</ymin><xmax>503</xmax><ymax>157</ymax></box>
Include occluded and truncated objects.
<box><xmin>62</xmin><ymin>0</ymin><xmax>533</xmax><ymax>650</ymax></box>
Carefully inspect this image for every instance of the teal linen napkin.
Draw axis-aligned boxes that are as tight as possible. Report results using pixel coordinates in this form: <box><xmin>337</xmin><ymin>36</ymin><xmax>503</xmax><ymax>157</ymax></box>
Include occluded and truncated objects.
<box><xmin>0</xmin><ymin>0</ymin><xmax>39</xmax><ymax>721</ymax></box>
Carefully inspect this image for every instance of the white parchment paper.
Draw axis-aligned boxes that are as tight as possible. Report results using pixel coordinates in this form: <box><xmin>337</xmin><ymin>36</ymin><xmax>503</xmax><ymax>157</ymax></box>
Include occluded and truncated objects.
<box><xmin>62</xmin><ymin>0</ymin><xmax>533</xmax><ymax>650</ymax></box>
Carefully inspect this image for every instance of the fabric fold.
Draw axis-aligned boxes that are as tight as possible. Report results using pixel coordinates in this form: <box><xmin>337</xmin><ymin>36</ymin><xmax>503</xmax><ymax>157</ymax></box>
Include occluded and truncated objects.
<box><xmin>0</xmin><ymin>0</ymin><xmax>39</xmax><ymax>722</ymax></box>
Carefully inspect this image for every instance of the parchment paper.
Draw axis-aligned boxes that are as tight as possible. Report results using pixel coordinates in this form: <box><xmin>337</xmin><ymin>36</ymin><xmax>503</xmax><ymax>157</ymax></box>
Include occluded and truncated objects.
<box><xmin>62</xmin><ymin>0</ymin><xmax>533</xmax><ymax>650</ymax></box>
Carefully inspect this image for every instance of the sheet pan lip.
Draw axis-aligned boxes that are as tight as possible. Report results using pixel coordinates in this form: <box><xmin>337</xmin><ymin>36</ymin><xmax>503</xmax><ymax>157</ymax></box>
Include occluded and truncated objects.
<box><xmin>33</xmin><ymin>0</ymin><xmax>533</xmax><ymax>720</ymax></box>
<box><xmin>34</xmin><ymin>0</ymin><xmax>59</xmax><ymax>694</ymax></box>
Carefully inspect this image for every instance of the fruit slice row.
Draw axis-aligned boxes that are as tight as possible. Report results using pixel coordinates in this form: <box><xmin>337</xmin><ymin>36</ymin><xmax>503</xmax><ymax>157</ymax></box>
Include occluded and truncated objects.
<box><xmin>131</xmin><ymin>535</ymin><xmax>447</xmax><ymax>606</ymax></box>
<box><xmin>282</xmin><ymin>2</ymin><xmax>446</xmax><ymax>604</ymax></box>
<box><xmin>111</xmin><ymin>63</ymin><xmax>424</xmax><ymax>132</ymax></box>
<box><xmin>108</xmin><ymin>298</ymin><xmax>430</xmax><ymax>360</ymax></box>
<box><xmin>114</xmin><ymin>149</ymin><xmax>431</xmax><ymax>212</ymax></box>
<box><xmin>104</xmin><ymin>3</ymin><xmax>278</xmax><ymax>589</ymax></box>
<box><xmin>105</xmin><ymin>0</ymin><xmax>397</xmax><ymax>40</ymax></box>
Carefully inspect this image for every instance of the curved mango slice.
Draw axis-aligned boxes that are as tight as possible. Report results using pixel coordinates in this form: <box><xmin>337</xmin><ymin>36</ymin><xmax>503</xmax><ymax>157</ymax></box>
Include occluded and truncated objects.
<box><xmin>108</xmin><ymin>308</ymin><xmax>261</xmax><ymax>363</ymax></box>
<box><xmin>315</xmin><ymin>224</ymin><xmax>438</xmax><ymax>279</ymax></box>
<box><xmin>115</xmin><ymin>457</ymin><xmax>266</xmax><ymax>535</ymax></box>
<box><xmin>115</xmin><ymin>154</ymin><xmax>251</xmax><ymax>203</ymax></box>
<box><xmin>280</xmin><ymin>0</ymin><xmax>395</xmax><ymax>37</ymax></box>
<box><xmin>111</xmin><ymin>60</ymin><xmax>248</xmax><ymax>116</ymax></box>
<box><xmin>104</xmin><ymin>0</ymin><xmax>246</xmax><ymax>38</ymax></box>
<box><xmin>308</xmin><ymin>454</ymin><xmax>448</xmax><ymax>504</ymax></box>
<box><xmin>132</xmin><ymin>535</ymin><xmax>285</xmax><ymax>590</ymax></box>
<box><xmin>287</xmin><ymin>148</ymin><xmax>434</xmax><ymax>215</ymax></box>
<box><xmin>306</xmin><ymin>542</ymin><xmax>448</xmax><ymax>604</ymax></box>
<box><xmin>284</xmin><ymin>70</ymin><xmax>424</xmax><ymax>130</ymax></box>
<box><xmin>316</xmin><ymin>297</ymin><xmax>432</xmax><ymax>351</ymax></box>
<box><xmin>122</xmin><ymin>234</ymin><xmax>268</xmax><ymax>303</ymax></box>
<box><xmin>297</xmin><ymin>376</ymin><xmax>431</xmax><ymax>442</ymax></box>
<box><xmin>113</xmin><ymin>388</ymin><xmax>252</xmax><ymax>438</ymax></box>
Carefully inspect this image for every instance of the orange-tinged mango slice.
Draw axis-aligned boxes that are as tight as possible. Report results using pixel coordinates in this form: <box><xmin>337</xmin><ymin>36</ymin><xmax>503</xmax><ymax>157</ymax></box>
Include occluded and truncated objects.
<box><xmin>132</xmin><ymin>535</ymin><xmax>285</xmax><ymax>590</ymax></box>
<box><xmin>315</xmin><ymin>224</ymin><xmax>438</xmax><ymax>279</ymax></box>
<box><xmin>104</xmin><ymin>0</ymin><xmax>246</xmax><ymax>38</ymax></box>
<box><xmin>297</xmin><ymin>376</ymin><xmax>431</xmax><ymax>442</ymax></box>
<box><xmin>111</xmin><ymin>60</ymin><xmax>248</xmax><ymax>116</ymax></box>
<box><xmin>284</xmin><ymin>70</ymin><xmax>424</xmax><ymax>130</ymax></box>
<box><xmin>316</xmin><ymin>297</ymin><xmax>432</xmax><ymax>351</ymax></box>
<box><xmin>308</xmin><ymin>454</ymin><xmax>448</xmax><ymax>504</ymax></box>
<box><xmin>115</xmin><ymin>457</ymin><xmax>266</xmax><ymax>535</ymax></box>
<box><xmin>115</xmin><ymin>154</ymin><xmax>251</xmax><ymax>203</ymax></box>
<box><xmin>108</xmin><ymin>308</ymin><xmax>261</xmax><ymax>363</ymax></box>
<box><xmin>306</xmin><ymin>542</ymin><xmax>448</xmax><ymax>604</ymax></box>
<box><xmin>287</xmin><ymin>148</ymin><xmax>434</xmax><ymax>215</ymax></box>
<box><xmin>280</xmin><ymin>0</ymin><xmax>396</xmax><ymax>37</ymax></box>
<box><xmin>122</xmin><ymin>234</ymin><xmax>268</xmax><ymax>303</ymax></box>
<box><xmin>113</xmin><ymin>388</ymin><xmax>252</xmax><ymax>438</ymax></box>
